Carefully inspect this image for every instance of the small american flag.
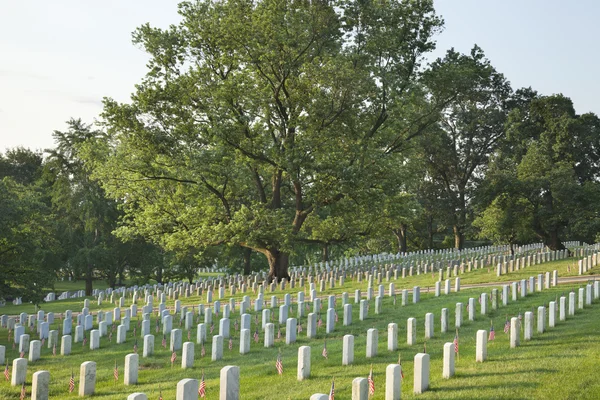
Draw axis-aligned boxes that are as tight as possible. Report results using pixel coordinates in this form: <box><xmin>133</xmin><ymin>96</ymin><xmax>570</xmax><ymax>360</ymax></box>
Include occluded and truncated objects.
<box><xmin>162</xmin><ymin>335</ymin><xmax>167</xmax><ymax>348</ymax></box>
<box><xmin>4</xmin><ymin>363</ymin><xmax>9</xmax><ymax>381</ymax></box>
<box><xmin>335</xmin><ymin>312</ymin><xmax>338</xmax><ymax>323</ymax></box>
<box><xmin>156</xmin><ymin>321</ymin><xmax>160</xmax><ymax>333</ymax></box>
<box><xmin>133</xmin><ymin>326</ymin><xmax>137</xmax><ymax>337</ymax></box>
<box><xmin>277</xmin><ymin>328</ymin><xmax>281</xmax><ymax>340</ymax></box>
<box><xmin>113</xmin><ymin>361</ymin><xmax>118</xmax><ymax>381</ymax></box>
<box><xmin>20</xmin><ymin>351</ymin><xmax>24</xmax><ymax>359</ymax></box>
<box><xmin>53</xmin><ymin>343</ymin><xmax>57</xmax><ymax>356</ymax></box>
<box><xmin>210</xmin><ymin>324</ymin><xmax>214</xmax><ymax>334</ymax></box>
<box><xmin>329</xmin><ymin>378</ymin><xmax>335</xmax><ymax>400</ymax></box>
<box><xmin>82</xmin><ymin>336</ymin><xmax>87</xmax><ymax>347</ymax></box>
<box><xmin>41</xmin><ymin>337</ymin><xmax>46</xmax><ymax>347</ymax></box>
<box><xmin>368</xmin><ymin>367</ymin><xmax>375</xmax><ymax>395</ymax></box>
<box><xmin>20</xmin><ymin>381</ymin><xmax>26</xmax><ymax>400</ymax></box>
<box><xmin>234</xmin><ymin>320</ymin><xmax>238</xmax><ymax>331</ymax></box>
<box><xmin>398</xmin><ymin>354</ymin><xmax>404</xmax><ymax>379</ymax></box>
<box><xmin>228</xmin><ymin>338</ymin><xmax>233</xmax><ymax>351</ymax></box>
<box><xmin>254</xmin><ymin>330</ymin><xmax>259</xmax><ymax>343</ymax></box>
<box><xmin>201</xmin><ymin>344</ymin><xmax>206</xmax><ymax>357</ymax></box>
<box><xmin>68</xmin><ymin>370</ymin><xmax>75</xmax><ymax>393</ymax></box>
<box><xmin>454</xmin><ymin>331</ymin><xmax>459</xmax><ymax>353</ymax></box>
<box><xmin>276</xmin><ymin>352</ymin><xmax>283</xmax><ymax>375</ymax></box>
<box><xmin>322</xmin><ymin>341</ymin><xmax>328</xmax><ymax>359</ymax></box>
<box><xmin>504</xmin><ymin>319</ymin><xmax>510</xmax><ymax>333</ymax></box>
<box><xmin>159</xmin><ymin>389</ymin><xmax>163</xmax><ymax>400</ymax></box>
<box><xmin>187</xmin><ymin>330</ymin><xmax>191</xmax><ymax>341</ymax></box>
<box><xmin>170</xmin><ymin>351</ymin><xmax>177</xmax><ymax>366</ymax></box>
<box><xmin>489</xmin><ymin>324</ymin><xmax>495</xmax><ymax>341</ymax></box>
<box><xmin>297</xmin><ymin>323</ymin><xmax>303</xmax><ymax>334</ymax></box>
<box><xmin>198</xmin><ymin>371</ymin><xmax>206</xmax><ymax>397</ymax></box>
<box><xmin>133</xmin><ymin>340</ymin><xmax>138</xmax><ymax>354</ymax></box>
<box><xmin>109</xmin><ymin>332</ymin><xmax>113</xmax><ymax>342</ymax></box>
<box><xmin>317</xmin><ymin>316</ymin><xmax>323</xmax><ymax>328</ymax></box>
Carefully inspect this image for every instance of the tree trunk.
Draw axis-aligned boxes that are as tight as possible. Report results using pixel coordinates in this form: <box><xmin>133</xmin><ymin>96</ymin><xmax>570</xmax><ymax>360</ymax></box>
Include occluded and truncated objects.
<box><xmin>322</xmin><ymin>244</ymin><xmax>329</xmax><ymax>262</ymax></box>
<box><xmin>266</xmin><ymin>249</ymin><xmax>290</xmax><ymax>284</ymax></box>
<box><xmin>427</xmin><ymin>216</ymin><xmax>434</xmax><ymax>249</ymax></box>
<box><xmin>509</xmin><ymin>242</ymin><xmax>515</xmax><ymax>256</ymax></box>
<box><xmin>453</xmin><ymin>224</ymin><xmax>464</xmax><ymax>251</ymax></box>
<box><xmin>242</xmin><ymin>246</ymin><xmax>252</xmax><ymax>276</ymax></box>
<box><xmin>156</xmin><ymin>264</ymin><xmax>163</xmax><ymax>284</ymax></box>
<box><xmin>85</xmin><ymin>263</ymin><xmax>93</xmax><ymax>296</ymax></box>
<box><xmin>544</xmin><ymin>229</ymin><xmax>566</xmax><ymax>251</ymax></box>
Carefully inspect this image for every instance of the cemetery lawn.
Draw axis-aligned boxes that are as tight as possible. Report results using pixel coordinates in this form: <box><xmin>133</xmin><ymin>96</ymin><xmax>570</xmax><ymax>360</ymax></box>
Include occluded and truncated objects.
<box><xmin>1</xmin><ymin>261</ymin><xmax>600</xmax><ymax>398</ymax></box>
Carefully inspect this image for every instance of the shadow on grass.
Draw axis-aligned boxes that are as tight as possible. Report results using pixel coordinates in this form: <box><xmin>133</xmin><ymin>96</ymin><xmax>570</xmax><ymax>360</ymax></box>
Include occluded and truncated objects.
<box><xmin>456</xmin><ymin>367</ymin><xmax>557</xmax><ymax>378</ymax></box>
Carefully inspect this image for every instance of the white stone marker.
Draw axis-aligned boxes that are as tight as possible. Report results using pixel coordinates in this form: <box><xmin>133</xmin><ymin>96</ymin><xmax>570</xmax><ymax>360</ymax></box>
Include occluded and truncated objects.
<box><xmin>32</xmin><ymin>370</ymin><xmax>50</xmax><ymax>400</ymax></box>
<box><xmin>549</xmin><ymin>301</ymin><xmax>556</xmax><ymax>328</ymax></box>
<box><xmin>220</xmin><ymin>365</ymin><xmax>240</xmax><ymax>400</ymax></box>
<box><xmin>524</xmin><ymin>312</ymin><xmax>533</xmax><ymax>341</ymax></box>
<box><xmin>359</xmin><ymin>300</ymin><xmax>368</xmax><ymax>321</ymax></box>
<box><xmin>143</xmin><ymin>334</ymin><xmax>154</xmax><ymax>357</ymax></box>
<box><xmin>19</xmin><ymin>334</ymin><xmax>30</xmax><ymax>354</ymax></box>
<box><xmin>413</xmin><ymin>286</ymin><xmax>420</xmax><ymax>303</ymax></box>
<box><xmin>326</xmin><ymin>308</ymin><xmax>335</xmax><ymax>334</ymax></box>
<box><xmin>297</xmin><ymin>346</ymin><xmax>311</xmax><ymax>381</ymax></box>
<box><xmin>480</xmin><ymin>293</ymin><xmax>488</xmax><ymax>315</ymax></box>
<box><xmin>264</xmin><ymin>323</ymin><xmax>274</xmax><ymax>348</ymax></box>
<box><xmin>476</xmin><ymin>330</ymin><xmax>487</xmax><ymax>362</ymax></box>
<box><xmin>286</xmin><ymin>318</ymin><xmax>297</xmax><ymax>344</ymax></box>
<box><xmin>387</xmin><ymin>323</ymin><xmax>398</xmax><ymax>351</ymax></box>
<box><xmin>124</xmin><ymin>353</ymin><xmax>138</xmax><ymax>385</ymax></box>
<box><xmin>468</xmin><ymin>298</ymin><xmax>475</xmax><ymax>321</ymax></box>
<box><xmin>425</xmin><ymin>313</ymin><xmax>434</xmax><ymax>339</ymax></box>
<box><xmin>366</xmin><ymin>328</ymin><xmax>378</xmax><ymax>358</ymax></box>
<box><xmin>537</xmin><ymin>306</ymin><xmax>546</xmax><ymax>334</ymax></box>
<box><xmin>413</xmin><ymin>353</ymin><xmax>430</xmax><ymax>394</ymax></box>
<box><xmin>569</xmin><ymin>292</ymin><xmax>575</xmax><ymax>316</ymax></box>
<box><xmin>61</xmin><ymin>335</ymin><xmax>71</xmax><ymax>356</ymax></box>
<box><xmin>171</xmin><ymin>329</ymin><xmax>183</xmax><ymax>351</ymax></box>
<box><xmin>212</xmin><ymin>335</ymin><xmax>223</xmax><ymax>361</ymax></box>
<box><xmin>343</xmin><ymin>335</ymin><xmax>354</xmax><ymax>365</ymax></box>
<box><xmin>343</xmin><ymin>304</ymin><xmax>352</xmax><ymax>326</ymax></box>
<box><xmin>407</xmin><ymin>317</ymin><xmax>416</xmax><ymax>345</ymax></box>
<box><xmin>455</xmin><ymin>303</ymin><xmax>463</xmax><ymax>328</ymax></box>
<box><xmin>560</xmin><ymin>296</ymin><xmax>566</xmax><ymax>321</ymax></box>
<box><xmin>176</xmin><ymin>378</ymin><xmax>198</xmax><ymax>400</ymax></box>
<box><xmin>307</xmin><ymin>313</ymin><xmax>317</xmax><ymax>339</ymax></box>
<box><xmin>310</xmin><ymin>395</ymin><xmax>328</xmax><ymax>400</ymax></box>
<box><xmin>0</xmin><ymin>345</ymin><xmax>4</xmax><ymax>365</ymax></box>
<box><xmin>79</xmin><ymin>361</ymin><xmax>96</xmax><ymax>396</ymax></box>
<box><xmin>352</xmin><ymin>377</ymin><xmax>368</xmax><ymax>400</ymax></box>
<box><xmin>128</xmin><ymin>394</ymin><xmax>148</xmax><ymax>400</ymax></box>
<box><xmin>12</xmin><ymin>358</ymin><xmax>27</xmax><ymax>386</ymax></box>
<box><xmin>441</xmin><ymin>308</ymin><xmax>448</xmax><ymax>333</ymax></box>
<box><xmin>29</xmin><ymin>340</ymin><xmax>41</xmax><ymax>362</ymax></box>
<box><xmin>443</xmin><ymin>342</ymin><xmax>455</xmax><ymax>378</ymax></box>
<box><xmin>510</xmin><ymin>317</ymin><xmax>520</xmax><ymax>348</ymax></box>
<box><xmin>239</xmin><ymin>329</ymin><xmax>250</xmax><ymax>355</ymax></box>
<box><xmin>386</xmin><ymin>364</ymin><xmax>401</xmax><ymax>400</ymax></box>
<box><xmin>182</xmin><ymin>342</ymin><xmax>194</xmax><ymax>369</ymax></box>
<box><xmin>579</xmin><ymin>288</ymin><xmax>585</xmax><ymax>309</ymax></box>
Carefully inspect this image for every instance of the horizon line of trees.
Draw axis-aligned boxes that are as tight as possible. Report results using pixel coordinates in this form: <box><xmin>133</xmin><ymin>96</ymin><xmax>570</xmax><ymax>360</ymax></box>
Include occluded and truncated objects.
<box><xmin>2</xmin><ymin>0</ymin><xmax>600</xmax><ymax>302</ymax></box>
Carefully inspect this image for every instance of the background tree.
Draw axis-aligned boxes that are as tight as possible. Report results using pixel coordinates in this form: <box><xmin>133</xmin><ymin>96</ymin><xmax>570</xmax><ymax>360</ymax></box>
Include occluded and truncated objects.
<box><xmin>417</xmin><ymin>46</ymin><xmax>512</xmax><ymax>249</ymax></box>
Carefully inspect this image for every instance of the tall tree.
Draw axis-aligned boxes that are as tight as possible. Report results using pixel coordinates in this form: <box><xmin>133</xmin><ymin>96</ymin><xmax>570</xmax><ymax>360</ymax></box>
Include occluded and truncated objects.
<box><xmin>418</xmin><ymin>46</ymin><xmax>512</xmax><ymax>249</ymax></box>
<box><xmin>85</xmin><ymin>0</ymin><xmax>444</xmax><ymax>281</ymax></box>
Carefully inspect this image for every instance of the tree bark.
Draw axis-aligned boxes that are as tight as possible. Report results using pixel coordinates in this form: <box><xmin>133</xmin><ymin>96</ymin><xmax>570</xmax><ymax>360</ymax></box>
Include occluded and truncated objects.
<box><xmin>242</xmin><ymin>246</ymin><xmax>252</xmax><ymax>276</ymax></box>
<box><xmin>266</xmin><ymin>249</ymin><xmax>290</xmax><ymax>283</ymax></box>
<box><xmin>453</xmin><ymin>224</ymin><xmax>464</xmax><ymax>251</ymax></box>
<box><xmin>426</xmin><ymin>215</ymin><xmax>434</xmax><ymax>249</ymax></box>
<box><xmin>544</xmin><ymin>229</ymin><xmax>566</xmax><ymax>251</ymax></box>
<box><xmin>156</xmin><ymin>264</ymin><xmax>163</xmax><ymax>284</ymax></box>
<box><xmin>85</xmin><ymin>263</ymin><xmax>93</xmax><ymax>296</ymax></box>
<box><xmin>322</xmin><ymin>244</ymin><xmax>329</xmax><ymax>262</ymax></box>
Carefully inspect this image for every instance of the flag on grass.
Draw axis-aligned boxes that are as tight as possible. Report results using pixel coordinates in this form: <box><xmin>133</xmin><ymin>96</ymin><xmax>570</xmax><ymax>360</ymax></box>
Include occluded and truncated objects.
<box><xmin>133</xmin><ymin>340</ymin><xmax>138</xmax><ymax>354</ymax></box>
<box><xmin>188</xmin><ymin>330</ymin><xmax>191</xmax><ymax>341</ymax></box>
<box><xmin>20</xmin><ymin>381</ymin><xmax>26</xmax><ymax>400</ymax></box>
<box><xmin>171</xmin><ymin>351</ymin><xmax>177</xmax><ymax>366</ymax></box>
<box><xmin>276</xmin><ymin>351</ymin><xmax>283</xmax><ymax>375</ymax></box>
<box><xmin>4</xmin><ymin>363</ymin><xmax>9</xmax><ymax>381</ymax></box>
<box><xmin>20</xmin><ymin>351</ymin><xmax>24</xmax><ymax>359</ymax></box>
<box><xmin>329</xmin><ymin>378</ymin><xmax>335</xmax><ymax>400</ymax></box>
<box><xmin>297</xmin><ymin>323</ymin><xmax>303</xmax><ymax>334</ymax></box>
<box><xmin>159</xmin><ymin>388</ymin><xmax>163</xmax><ymax>400</ymax></box>
<box><xmin>162</xmin><ymin>335</ymin><xmax>167</xmax><ymax>348</ymax></box>
<box><xmin>53</xmin><ymin>343</ymin><xmax>57</xmax><ymax>356</ymax></box>
<box><xmin>68</xmin><ymin>370</ymin><xmax>75</xmax><ymax>393</ymax></box>
<box><xmin>317</xmin><ymin>316</ymin><xmax>323</xmax><ymax>328</ymax></box>
<box><xmin>453</xmin><ymin>330</ymin><xmax>459</xmax><ymax>354</ymax></box>
<box><xmin>109</xmin><ymin>331</ymin><xmax>113</xmax><ymax>342</ymax></box>
<box><xmin>113</xmin><ymin>361</ymin><xmax>119</xmax><ymax>382</ymax></box>
<box><xmin>504</xmin><ymin>318</ymin><xmax>510</xmax><ymax>333</ymax></box>
<box><xmin>398</xmin><ymin>354</ymin><xmax>404</xmax><ymax>379</ymax></box>
<box><xmin>489</xmin><ymin>324</ymin><xmax>495</xmax><ymax>341</ymax></box>
<box><xmin>368</xmin><ymin>366</ymin><xmax>375</xmax><ymax>396</ymax></box>
<box><xmin>210</xmin><ymin>324</ymin><xmax>214</xmax><ymax>334</ymax></box>
<box><xmin>322</xmin><ymin>341</ymin><xmax>328</xmax><ymax>359</ymax></box>
<box><xmin>254</xmin><ymin>330</ymin><xmax>259</xmax><ymax>343</ymax></box>
<box><xmin>277</xmin><ymin>327</ymin><xmax>281</xmax><ymax>340</ymax></box>
<box><xmin>198</xmin><ymin>371</ymin><xmax>206</xmax><ymax>398</ymax></box>
<box><xmin>229</xmin><ymin>338</ymin><xmax>233</xmax><ymax>351</ymax></box>
<box><xmin>82</xmin><ymin>335</ymin><xmax>87</xmax><ymax>348</ymax></box>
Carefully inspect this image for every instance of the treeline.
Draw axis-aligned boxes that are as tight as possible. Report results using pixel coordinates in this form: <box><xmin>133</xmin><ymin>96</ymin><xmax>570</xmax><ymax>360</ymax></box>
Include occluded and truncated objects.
<box><xmin>2</xmin><ymin>0</ymin><xmax>600</xmax><ymax>298</ymax></box>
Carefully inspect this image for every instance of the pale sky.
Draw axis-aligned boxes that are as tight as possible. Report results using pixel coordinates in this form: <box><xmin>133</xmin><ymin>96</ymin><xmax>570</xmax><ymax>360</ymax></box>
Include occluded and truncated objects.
<box><xmin>1</xmin><ymin>0</ymin><xmax>598</xmax><ymax>152</ymax></box>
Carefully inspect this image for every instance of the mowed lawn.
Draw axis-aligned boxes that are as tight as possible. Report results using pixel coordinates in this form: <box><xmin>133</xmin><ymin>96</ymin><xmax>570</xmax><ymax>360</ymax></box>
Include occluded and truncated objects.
<box><xmin>0</xmin><ymin>261</ymin><xmax>599</xmax><ymax>399</ymax></box>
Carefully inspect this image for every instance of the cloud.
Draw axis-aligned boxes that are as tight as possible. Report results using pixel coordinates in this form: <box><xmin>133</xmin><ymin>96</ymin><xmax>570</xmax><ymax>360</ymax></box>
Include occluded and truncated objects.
<box><xmin>0</xmin><ymin>68</ymin><xmax>50</xmax><ymax>81</ymax></box>
<box><xmin>73</xmin><ymin>96</ymin><xmax>103</xmax><ymax>107</ymax></box>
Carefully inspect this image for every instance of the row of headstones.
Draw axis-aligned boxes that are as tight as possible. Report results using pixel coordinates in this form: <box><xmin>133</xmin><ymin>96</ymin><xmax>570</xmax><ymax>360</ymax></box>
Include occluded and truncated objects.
<box><xmin>4</xmin><ymin>356</ymin><xmax>241</xmax><ymax>400</ymax></box>
<box><xmin>578</xmin><ymin>250</ymin><xmax>599</xmax><ymax>275</ymax></box>
<box><xmin>309</xmin><ymin>280</ymin><xmax>599</xmax><ymax>399</ymax></box>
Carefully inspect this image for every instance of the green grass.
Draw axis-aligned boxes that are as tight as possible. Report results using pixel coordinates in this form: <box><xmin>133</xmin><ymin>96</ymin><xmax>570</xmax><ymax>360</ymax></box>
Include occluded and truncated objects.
<box><xmin>0</xmin><ymin>258</ymin><xmax>599</xmax><ymax>399</ymax></box>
